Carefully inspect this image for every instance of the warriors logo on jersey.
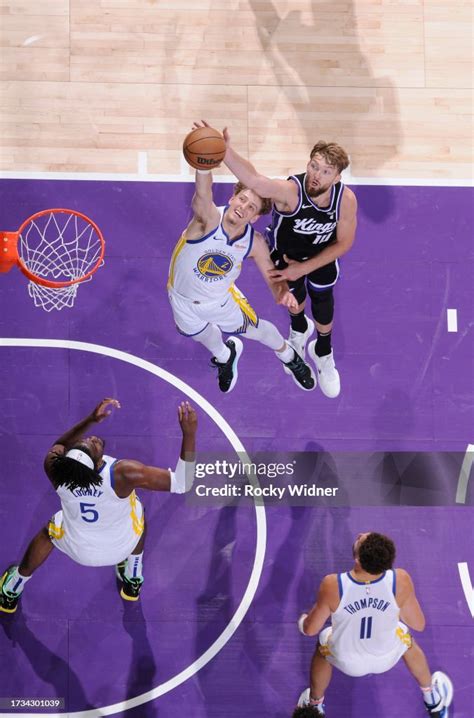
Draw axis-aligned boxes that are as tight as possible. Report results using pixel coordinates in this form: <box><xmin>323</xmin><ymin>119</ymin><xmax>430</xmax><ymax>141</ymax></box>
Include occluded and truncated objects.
<box><xmin>196</xmin><ymin>251</ymin><xmax>234</xmax><ymax>280</ymax></box>
<box><xmin>168</xmin><ymin>206</ymin><xmax>254</xmax><ymax>302</ymax></box>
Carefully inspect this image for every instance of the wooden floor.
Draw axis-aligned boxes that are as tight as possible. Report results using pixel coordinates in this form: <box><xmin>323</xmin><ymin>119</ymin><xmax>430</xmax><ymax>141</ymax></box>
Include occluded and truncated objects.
<box><xmin>0</xmin><ymin>0</ymin><xmax>472</xmax><ymax>179</ymax></box>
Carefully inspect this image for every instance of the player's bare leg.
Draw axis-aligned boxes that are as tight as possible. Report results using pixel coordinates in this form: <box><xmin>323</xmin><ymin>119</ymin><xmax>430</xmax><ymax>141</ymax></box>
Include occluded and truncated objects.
<box><xmin>402</xmin><ymin>639</ymin><xmax>432</xmax><ymax>687</ymax></box>
<box><xmin>403</xmin><ymin>639</ymin><xmax>454</xmax><ymax>715</ymax></box>
<box><xmin>0</xmin><ymin>526</ymin><xmax>53</xmax><ymax>612</ymax></box>
<box><xmin>309</xmin><ymin>645</ymin><xmax>332</xmax><ymax>703</ymax></box>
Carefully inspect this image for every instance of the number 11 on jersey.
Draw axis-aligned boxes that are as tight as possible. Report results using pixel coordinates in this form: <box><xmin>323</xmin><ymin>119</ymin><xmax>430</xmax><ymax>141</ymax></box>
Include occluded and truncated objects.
<box><xmin>360</xmin><ymin>616</ymin><xmax>373</xmax><ymax>639</ymax></box>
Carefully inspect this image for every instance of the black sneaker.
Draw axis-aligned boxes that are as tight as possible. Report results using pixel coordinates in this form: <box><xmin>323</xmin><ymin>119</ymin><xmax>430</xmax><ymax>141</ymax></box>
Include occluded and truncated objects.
<box><xmin>210</xmin><ymin>337</ymin><xmax>243</xmax><ymax>393</ymax></box>
<box><xmin>284</xmin><ymin>350</ymin><xmax>316</xmax><ymax>391</ymax></box>
<box><xmin>0</xmin><ymin>565</ymin><xmax>22</xmax><ymax>614</ymax></box>
<box><xmin>116</xmin><ymin>561</ymin><xmax>144</xmax><ymax>602</ymax></box>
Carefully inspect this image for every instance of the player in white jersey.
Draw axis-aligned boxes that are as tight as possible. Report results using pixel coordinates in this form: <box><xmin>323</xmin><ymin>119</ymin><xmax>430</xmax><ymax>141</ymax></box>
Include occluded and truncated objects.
<box><xmin>0</xmin><ymin>398</ymin><xmax>197</xmax><ymax>611</ymax></box>
<box><xmin>168</xmin><ymin>150</ymin><xmax>315</xmax><ymax>393</ymax></box>
<box><xmin>294</xmin><ymin>532</ymin><xmax>453</xmax><ymax>717</ymax></box>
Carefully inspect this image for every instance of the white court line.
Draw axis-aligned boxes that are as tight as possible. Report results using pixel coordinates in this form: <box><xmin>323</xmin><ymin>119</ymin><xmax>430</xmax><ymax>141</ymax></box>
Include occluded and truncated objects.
<box><xmin>456</xmin><ymin>444</ymin><xmax>474</xmax><ymax>504</ymax></box>
<box><xmin>137</xmin><ymin>151</ymin><xmax>148</xmax><ymax>176</ymax></box>
<box><xmin>0</xmin><ymin>169</ymin><xmax>473</xmax><ymax>187</ymax></box>
<box><xmin>447</xmin><ymin>308</ymin><xmax>458</xmax><ymax>332</ymax></box>
<box><xmin>457</xmin><ymin>563</ymin><xmax>474</xmax><ymax>618</ymax></box>
<box><xmin>0</xmin><ymin>338</ymin><xmax>267</xmax><ymax>718</ymax></box>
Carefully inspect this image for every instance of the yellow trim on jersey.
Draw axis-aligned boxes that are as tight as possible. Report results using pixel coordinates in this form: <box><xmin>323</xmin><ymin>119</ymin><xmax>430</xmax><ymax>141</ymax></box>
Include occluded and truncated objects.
<box><xmin>129</xmin><ymin>491</ymin><xmax>145</xmax><ymax>536</ymax></box>
<box><xmin>167</xmin><ymin>232</ymin><xmax>187</xmax><ymax>289</ymax></box>
<box><xmin>48</xmin><ymin>520</ymin><xmax>65</xmax><ymax>540</ymax></box>
<box><xmin>319</xmin><ymin>644</ymin><xmax>332</xmax><ymax>657</ymax></box>
<box><xmin>229</xmin><ymin>284</ymin><xmax>258</xmax><ymax>326</ymax></box>
<box><xmin>396</xmin><ymin>626</ymin><xmax>412</xmax><ymax>647</ymax></box>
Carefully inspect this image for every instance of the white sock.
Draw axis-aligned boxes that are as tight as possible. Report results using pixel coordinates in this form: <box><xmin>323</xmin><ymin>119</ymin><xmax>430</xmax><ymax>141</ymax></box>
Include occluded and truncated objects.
<box><xmin>214</xmin><ymin>344</ymin><xmax>232</xmax><ymax>363</ymax></box>
<box><xmin>421</xmin><ymin>684</ymin><xmax>441</xmax><ymax>706</ymax></box>
<box><xmin>276</xmin><ymin>343</ymin><xmax>295</xmax><ymax>363</ymax></box>
<box><xmin>125</xmin><ymin>553</ymin><xmax>143</xmax><ymax>581</ymax></box>
<box><xmin>3</xmin><ymin>567</ymin><xmax>31</xmax><ymax>596</ymax></box>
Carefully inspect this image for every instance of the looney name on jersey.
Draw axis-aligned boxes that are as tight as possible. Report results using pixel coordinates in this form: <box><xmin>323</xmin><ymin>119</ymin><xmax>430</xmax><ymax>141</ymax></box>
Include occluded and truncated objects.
<box><xmin>72</xmin><ymin>487</ymin><xmax>104</xmax><ymax>498</ymax></box>
<box><xmin>343</xmin><ymin>597</ymin><xmax>390</xmax><ymax>615</ymax></box>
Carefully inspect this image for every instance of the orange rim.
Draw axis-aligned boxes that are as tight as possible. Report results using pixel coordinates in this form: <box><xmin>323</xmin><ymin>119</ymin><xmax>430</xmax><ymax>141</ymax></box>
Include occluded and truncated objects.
<box><xmin>15</xmin><ymin>208</ymin><xmax>105</xmax><ymax>288</ymax></box>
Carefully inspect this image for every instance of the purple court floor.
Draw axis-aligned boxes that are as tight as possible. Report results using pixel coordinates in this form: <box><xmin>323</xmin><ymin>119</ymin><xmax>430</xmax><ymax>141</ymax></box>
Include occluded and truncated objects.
<box><xmin>0</xmin><ymin>179</ymin><xmax>473</xmax><ymax>717</ymax></box>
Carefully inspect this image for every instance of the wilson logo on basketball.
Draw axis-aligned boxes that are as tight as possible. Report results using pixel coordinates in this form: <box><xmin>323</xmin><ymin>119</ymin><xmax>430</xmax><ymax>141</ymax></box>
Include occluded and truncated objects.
<box><xmin>196</xmin><ymin>252</ymin><xmax>234</xmax><ymax>279</ymax></box>
<box><xmin>197</xmin><ymin>157</ymin><xmax>220</xmax><ymax>166</ymax></box>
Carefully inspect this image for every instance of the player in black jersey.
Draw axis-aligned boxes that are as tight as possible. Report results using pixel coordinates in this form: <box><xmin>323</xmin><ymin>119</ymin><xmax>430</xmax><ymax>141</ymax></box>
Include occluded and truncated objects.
<box><xmin>222</xmin><ymin>129</ymin><xmax>357</xmax><ymax>398</ymax></box>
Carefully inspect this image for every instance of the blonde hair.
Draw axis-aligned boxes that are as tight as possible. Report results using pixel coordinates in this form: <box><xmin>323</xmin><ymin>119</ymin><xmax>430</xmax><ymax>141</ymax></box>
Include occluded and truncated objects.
<box><xmin>310</xmin><ymin>142</ymin><xmax>350</xmax><ymax>173</ymax></box>
<box><xmin>233</xmin><ymin>181</ymin><xmax>272</xmax><ymax>216</ymax></box>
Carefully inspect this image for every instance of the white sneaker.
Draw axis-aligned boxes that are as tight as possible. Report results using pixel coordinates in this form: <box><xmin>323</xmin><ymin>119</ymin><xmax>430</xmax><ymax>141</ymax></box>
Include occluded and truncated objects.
<box><xmin>425</xmin><ymin>672</ymin><xmax>453</xmax><ymax>716</ymax></box>
<box><xmin>288</xmin><ymin>316</ymin><xmax>315</xmax><ymax>358</ymax></box>
<box><xmin>308</xmin><ymin>342</ymin><xmax>340</xmax><ymax>398</ymax></box>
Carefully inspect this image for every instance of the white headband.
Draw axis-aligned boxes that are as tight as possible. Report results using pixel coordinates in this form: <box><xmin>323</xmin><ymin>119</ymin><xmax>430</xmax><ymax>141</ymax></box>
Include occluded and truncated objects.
<box><xmin>65</xmin><ymin>448</ymin><xmax>95</xmax><ymax>470</ymax></box>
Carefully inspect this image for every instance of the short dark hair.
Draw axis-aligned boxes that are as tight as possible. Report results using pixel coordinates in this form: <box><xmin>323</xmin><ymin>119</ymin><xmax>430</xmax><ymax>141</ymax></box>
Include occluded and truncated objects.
<box><xmin>233</xmin><ymin>181</ymin><xmax>272</xmax><ymax>216</ymax></box>
<box><xmin>358</xmin><ymin>533</ymin><xmax>396</xmax><ymax>574</ymax></box>
<box><xmin>292</xmin><ymin>708</ymin><xmax>320</xmax><ymax>718</ymax></box>
<box><xmin>310</xmin><ymin>141</ymin><xmax>350</xmax><ymax>173</ymax></box>
<box><xmin>49</xmin><ymin>446</ymin><xmax>102</xmax><ymax>492</ymax></box>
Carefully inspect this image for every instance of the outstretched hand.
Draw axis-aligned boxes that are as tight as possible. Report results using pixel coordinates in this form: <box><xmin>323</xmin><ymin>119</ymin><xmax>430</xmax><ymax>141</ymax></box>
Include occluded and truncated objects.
<box><xmin>268</xmin><ymin>255</ymin><xmax>304</xmax><ymax>282</ymax></box>
<box><xmin>192</xmin><ymin>119</ymin><xmax>230</xmax><ymax>148</ymax></box>
<box><xmin>91</xmin><ymin>398</ymin><xmax>121</xmax><ymax>423</ymax></box>
<box><xmin>278</xmin><ymin>290</ymin><xmax>298</xmax><ymax>310</ymax></box>
<box><xmin>178</xmin><ymin>401</ymin><xmax>197</xmax><ymax>436</ymax></box>
<box><xmin>192</xmin><ymin>119</ymin><xmax>209</xmax><ymax>130</ymax></box>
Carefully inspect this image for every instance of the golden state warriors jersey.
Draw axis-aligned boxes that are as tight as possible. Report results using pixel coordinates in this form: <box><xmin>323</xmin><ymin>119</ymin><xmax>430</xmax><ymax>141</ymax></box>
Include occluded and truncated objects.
<box><xmin>327</xmin><ymin>570</ymin><xmax>405</xmax><ymax>665</ymax></box>
<box><xmin>52</xmin><ymin>455</ymin><xmax>144</xmax><ymax>566</ymax></box>
<box><xmin>168</xmin><ymin>206</ymin><xmax>254</xmax><ymax>301</ymax></box>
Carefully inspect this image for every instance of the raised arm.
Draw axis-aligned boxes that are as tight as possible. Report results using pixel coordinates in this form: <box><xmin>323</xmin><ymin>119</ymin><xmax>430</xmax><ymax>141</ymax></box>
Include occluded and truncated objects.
<box><xmin>183</xmin><ymin>122</ymin><xmax>221</xmax><ymax>238</ymax></box>
<box><xmin>44</xmin><ymin>398</ymin><xmax>120</xmax><ymax>477</ymax></box>
<box><xmin>221</xmin><ymin>125</ymin><xmax>298</xmax><ymax>212</ymax></box>
<box><xmin>396</xmin><ymin>569</ymin><xmax>426</xmax><ymax>631</ymax></box>
<box><xmin>115</xmin><ymin>402</ymin><xmax>198</xmax><ymax>494</ymax></box>
<box><xmin>298</xmin><ymin>574</ymin><xmax>337</xmax><ymax>636</ymax></box>
<box><xmin>249</xmin><ymin>233</ymin><xmax>297</xmax><ymax>309</ymax></box>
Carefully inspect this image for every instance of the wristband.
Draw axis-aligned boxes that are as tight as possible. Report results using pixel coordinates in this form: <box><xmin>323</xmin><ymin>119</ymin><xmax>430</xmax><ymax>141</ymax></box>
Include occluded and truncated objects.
<box><xmin>298</xmin><ymin>613</ymin><xmax>308</xmax><ymax>635</ymax></box>
<box><xmin>169</xmin><ymin>457</ymin><xmax>196</xmax><ymax>494</ymax></box>
<box><xmin>196</xmin><ymin>169</ymin><xmax>212</xmax><ymax>175</ymax></box>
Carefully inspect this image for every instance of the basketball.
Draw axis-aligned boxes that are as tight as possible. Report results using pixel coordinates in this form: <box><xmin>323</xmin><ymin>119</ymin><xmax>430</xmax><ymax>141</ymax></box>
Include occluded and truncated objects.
<box><xmin>183</xmin><ymin>126</ymin><xmax>226</xmax><ymax>170</ymax></box>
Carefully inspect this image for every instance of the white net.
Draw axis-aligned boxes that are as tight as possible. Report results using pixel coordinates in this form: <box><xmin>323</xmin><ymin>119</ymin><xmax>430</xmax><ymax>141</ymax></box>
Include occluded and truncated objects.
<box><xmin>28</xmin><ymin>282</ymin><xmax>79</xmax><ymax>312</ymax></box>
<box><xmin>18</xmin><ymin>210</ymin><xmax>104</xmax><ymax>311</ymax></box>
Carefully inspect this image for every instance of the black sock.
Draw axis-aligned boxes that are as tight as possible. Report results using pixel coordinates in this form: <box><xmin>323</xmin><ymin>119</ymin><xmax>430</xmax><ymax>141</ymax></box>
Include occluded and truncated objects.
<box><xmin>290</xmin><ymin>311</ymin><xmax>308</xmax><ymax>333</ymax></box>
<box><xmin>315</xmin><ymin>330</ymin><xmax>332</xmax><ymax>357</ymax></box>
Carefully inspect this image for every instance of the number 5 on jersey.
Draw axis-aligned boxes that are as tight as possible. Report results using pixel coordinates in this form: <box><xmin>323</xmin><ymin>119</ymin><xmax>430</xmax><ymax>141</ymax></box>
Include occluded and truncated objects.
<box><xmin>80</xmin><ymin>502</ymin><xmax>99</xmax><ymax>523</ymax></box>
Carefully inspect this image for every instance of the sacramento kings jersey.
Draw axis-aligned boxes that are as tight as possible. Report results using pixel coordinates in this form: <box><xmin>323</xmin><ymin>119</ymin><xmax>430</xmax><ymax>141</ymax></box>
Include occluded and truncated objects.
<box><xmin>52</xmin><ymin>454</ymin><xmax>144</xmax><ymax>566</ymax></box>
<box><xmin>168</xmin><ymin>206</ymin><xmax>254</xmax><ymax>302</ymax></box>
<box><xmin>328</xmin><ymin>570</ymin><xmax>404</xmax><ymax>666</ymax></box>
<box><xmin>266</xmin><ymin>173</ymin><xmax>344</xmax><ymax>261</ymax></box>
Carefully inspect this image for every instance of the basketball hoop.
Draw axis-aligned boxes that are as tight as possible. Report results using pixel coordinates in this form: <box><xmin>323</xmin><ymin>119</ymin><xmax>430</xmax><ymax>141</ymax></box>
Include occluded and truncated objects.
<box><xmin>0</xmin><ymin>208</ymin><xmax>105</xmax><ymax>311</ymax></box>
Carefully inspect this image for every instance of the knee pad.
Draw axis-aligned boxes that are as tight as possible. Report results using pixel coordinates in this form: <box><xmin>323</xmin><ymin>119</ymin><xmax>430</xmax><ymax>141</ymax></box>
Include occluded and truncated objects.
<box><xmin>309</xmin><ymin>288</ymin><xmax>334</xmax><ymax>325</ymax></box>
